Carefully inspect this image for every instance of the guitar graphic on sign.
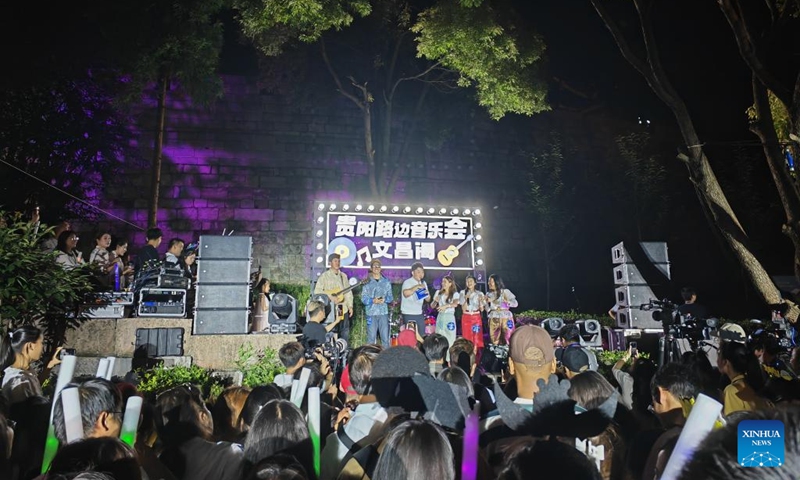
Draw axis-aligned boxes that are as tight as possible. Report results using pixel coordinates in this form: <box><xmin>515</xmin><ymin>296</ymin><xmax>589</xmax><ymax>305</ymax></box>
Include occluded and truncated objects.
<box><xmin>436</xmin><ymin>235</ymin><xmax>474</xmax><ymax>267</ymax></box>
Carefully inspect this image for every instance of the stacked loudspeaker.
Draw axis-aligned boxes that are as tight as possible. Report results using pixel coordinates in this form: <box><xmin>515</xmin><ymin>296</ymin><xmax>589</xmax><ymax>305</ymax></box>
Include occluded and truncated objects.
<box><xmin>194</xmin><ymin>236</ymin><xmax>252</xmax><ymax>334</ymax></box>
<box><xmin>611</xmin><ymin>241</ymin><xmax>670</xmax><ymax>330</ymax></box>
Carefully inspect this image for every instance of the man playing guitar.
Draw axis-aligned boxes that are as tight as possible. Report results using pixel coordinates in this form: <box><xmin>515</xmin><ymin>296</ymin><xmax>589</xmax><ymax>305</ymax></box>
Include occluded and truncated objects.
<box><xmin>314</xmin><ymin>253</ymin><xmax>354</xmax><ymax>342</ymax></box>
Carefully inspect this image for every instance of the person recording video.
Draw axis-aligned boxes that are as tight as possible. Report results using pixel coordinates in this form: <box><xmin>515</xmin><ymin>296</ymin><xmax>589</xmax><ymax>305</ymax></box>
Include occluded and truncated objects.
<box><xmin>677</xmin><ymin>286</ymin><xmax>707</xmax><ymax>321</ymax></box>
<box><xmin>303</xmin><ymin>300</ymin><xmax>342</xmax><ymax>346</ymax></box>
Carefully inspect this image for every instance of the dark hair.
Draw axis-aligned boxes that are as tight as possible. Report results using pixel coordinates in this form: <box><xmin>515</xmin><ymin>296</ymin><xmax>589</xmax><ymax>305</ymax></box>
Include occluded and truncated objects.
<box><xmin>348</xmin><ymin>345</ymin><xmax>382</xmax><ymax>396</ymax></box>
<box><xmin>307</xmin><ymin>300</ymin><xmax>325</xmax><ymax>320</ymax></box>
<box><xmin>255</xmin><ymin>278</ymin><xmax>271</xmax><ymax>292</ymax></box>
<box><xmin>568</xmin><ymin>371</ymin><xmax>617</xmax><ymax>410</ymax></box>
<box><xmin>53</xmin><ymin>378</ymin><xmax>122</xmax><ymax>443</ymax></box>
<box><xmin>422</xmin><ymin>334</ymin><xmax>450</xmax><ymax>362</ymax></box>
<box><xmin>372</xmin><ymin>419</ymin><xmax>455</xmax><ymax>480</ymax></box>
<box><xmin>278</xmin><ymin>342</ymin><xmax>305</xmax><ymax>369</ymax></box>
<box><xmin>239</xmin><ymin>384</ymin><xmax>285</xmax><ymax>431</ymax></box>
<box><xmin>410</xmin><ymin>262</ymin><xmax>424</xmax><ymax>273</ymax></box>
<box><xmin>680</xmin><ymin>287</ymin><xmax>696</xmax><ymax>302</ymax></box>
<box><xmin>167</xmin><ymin>238</ymin><xmax>184</xmax><ymax>250</ymax></box>
<box><xmin>650</xmin><ymin>363</ymin><xmax>700</xmax><ymax>405</ymax></box>
<box><xmin>630</xmin><ymin>357</ymin><xmax>658</xmax><ymax>413</ymax></box>
<box><xmin>110</xmin><ymin>237</ymin><xmax>128</xmax><ymax>250</ymax></box>
<box><xmin>488</xmin><ymin>274</ymin><xmax>505</xmax><ymax>292</ymax></box>
<box><xmin>243</xmin><ymin>454</ymin><xmax>309</xmax><ymax>480</ymax></box>
<box><xmin>212</xmin><ymin>386</ymin><xmax>251</xmax><ymax>442</ymax></box>
<box><xmin>327</xmin><ymin>253</ymin><xmax>340</xmax><ymax>263</ymax></box>
<box><xmin>558</xmin><ymin>324</ymin><xmax>581</xmax><ymax>343</ymax></box>
<box><xmin>155</xmin><ymin>385</ymin><xmax>212</xmax><ymax>446</ymax></box>
<box><xmin>145</xmin><ymin>228</ymin><xmax>163</xmax><ymax>241</ymax></box>
<box><xmin>48</xmin><ymin>437</ymin><xmax>141</xmax><ymax>480</ymax></box>
<box><xmin>498</xmin><ymin>438</ymin><xmax>601</xmax><ymax>480</ymax></box>
<box><xmin>56</xmin><ymin>230</ymin><xmax>78</xmax><ymax>253</ymax></box>
<box><xmin>438</xmin><ymin>367</ymin><xmax>474</xmax><ymax>398</ymax></box>
<box><xmin>464</xmin><ymin>275</ymin><xmax>477</xmax><ymax>289</ymax></box>
<box><xmin>449</xmin><ymin>338</ymin><xmax>475</xmax><ymax>372</ymax></box>
<box><xmin>438</xmin><ymin>275</ymin><xmax>457</xmax><ymax>304</ymax></box>
<box><xmin>292</xmin><ymin>362</ymin><xmax>324</xmax><ymax>389</ymax></box>
<box><xmin>0</xmin><ymin>326</ymin><xmax>42</xmax><ymax>370</ymax></box>
<box><xmin>719</xmin><ymin>341</ymin><xmax>766</xmax><ymax>393</ymax></box>
<box><xmin>243</xmin><ymin>400</ymin><xmax>312</xmax><ymax>468</ymax></box>
<box><xmin>678</xmin><ymin>408</ymin><xmax>799</xmax><ymax>480</ymax></box>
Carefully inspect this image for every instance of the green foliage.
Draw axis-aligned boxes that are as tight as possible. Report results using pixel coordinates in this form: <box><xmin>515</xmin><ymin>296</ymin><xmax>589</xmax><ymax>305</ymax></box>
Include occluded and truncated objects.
<box><xmin>516</xmin><ymin>309</ymin><xmax>615</xmax><ymax>329</ymax></box>
<box><xmin>0</xmin><ymin>214</ymin><xmax>95</xmax><ymax>347</ymax></box>
<box><xmin>412</xmin><ymin>1</ymin><xmax>549</xmax><ymax>119</ymax></box>
<box><xmin>597</xmin><ymin>349</ymin><xmax>649</xmax><ymax>365</ymax></box>
<box><xmin>235</xmin><ymin>0</ymin><xmax>372</xmax><ymax>55</ymax></box>
<box><xmin>234</xmin><ymin>344</ymin><xmax>285</xmax><ymax>387</ymax></box>
<box><xmin>136</xmin><ymin>363</ymin><xmax>227</xmax><ymax>403</ymax></box>
<box><xmin>527</xmin><ymin>133</ymin><xmax>576</xmax><ymax>242</ymax></box>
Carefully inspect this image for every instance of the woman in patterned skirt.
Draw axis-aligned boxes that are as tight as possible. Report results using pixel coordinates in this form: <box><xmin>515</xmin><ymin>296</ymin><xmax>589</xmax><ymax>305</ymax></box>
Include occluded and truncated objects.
<box><xmin>485</xmin><ymin>274</ymin><xmax>518</xmax><ymax>345</ymax></box>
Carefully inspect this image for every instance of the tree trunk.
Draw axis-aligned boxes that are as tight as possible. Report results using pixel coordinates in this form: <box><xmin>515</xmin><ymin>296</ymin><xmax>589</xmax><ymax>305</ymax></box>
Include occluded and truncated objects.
<box><xmin>363</xmin><ymin>102</ymin><xmax>379</xmax><ymax>198</ymax></box>
<box><xmin>148</xmin><ymin>76</ymin><xmax>168</xmax><ymax>228</ymax></box>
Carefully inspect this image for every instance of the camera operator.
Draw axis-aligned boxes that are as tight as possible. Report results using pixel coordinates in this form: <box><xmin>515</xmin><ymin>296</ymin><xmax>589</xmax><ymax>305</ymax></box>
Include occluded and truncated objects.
<box><xmin>676</xmin><ymin>287</ymin><xmax>707</xmax><ymax>321</ymax></box>
<box><xmin>303</xmin><ymin>300</ymin><xmax>342</xmax><ymax>347</ymax></box>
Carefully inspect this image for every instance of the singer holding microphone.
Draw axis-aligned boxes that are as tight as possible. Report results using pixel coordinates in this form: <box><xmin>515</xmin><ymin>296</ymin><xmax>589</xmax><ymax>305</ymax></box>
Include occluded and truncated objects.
<box><xmin>361</xmin><ymin>259</ymin><xmax>393</xmax><ymax>347</ymax></box>
<box><xmin>401</xmin><ymin>262</ymin><xmax>430</xmax><ymax>332</ymax></box>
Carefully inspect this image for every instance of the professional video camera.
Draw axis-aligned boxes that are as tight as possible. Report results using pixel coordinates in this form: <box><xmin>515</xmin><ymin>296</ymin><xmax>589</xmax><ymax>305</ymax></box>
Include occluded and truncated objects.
<box><xmin>639</xmin><ymin>298</ymin><xmax>678</xmax><ymax>326</ymax></box>
<box><xmin>302</xmin><ymin>335</ymin><xmax>349</xmax><ymax>362</ymax></box>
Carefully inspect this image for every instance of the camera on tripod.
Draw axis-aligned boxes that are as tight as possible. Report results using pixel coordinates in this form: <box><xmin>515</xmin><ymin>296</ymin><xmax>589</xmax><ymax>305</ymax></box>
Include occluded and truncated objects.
<box><xmin>639</xmin><ymin>298</ymin><xmax>678</xmax><ymax>325</ymax></box>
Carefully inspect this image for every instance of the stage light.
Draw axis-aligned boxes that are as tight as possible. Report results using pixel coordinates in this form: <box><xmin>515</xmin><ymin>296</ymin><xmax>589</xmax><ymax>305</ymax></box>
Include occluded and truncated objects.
<box><xmin>451</xmin><ymin>208</ymin><xmax>459</xmax><ymax>215</ymax></box>
<box><xmin>439</xmin><ymin>208</ymin><xmax>447</xmax><ymax>215</ymax></box>
<box><xmin>367</xmin><ymin>205</ymin><xmax>375</xmax><ymax>212</ymax></box>
<box><xmin>404</xmin><ymin>206</ymin><xmax>411</xmax><ymax>213</ymax></box>
<box><xmin>463</xmin><ymin>209</ymin><xmax>471</xmax><ymax>215</ymax></box>
<box><xmin>380</xmin><ymin>205</ymin><xmax>387</xmax><ymax>212</ymax></box>
<box><xmin>316</xmin><ymin>243</ymin><xmax>323</xmax><ymax>250</ymax></box>
<box><xmin>475</xmin><ymin>234</ymin><xmax>482</xmax><ymax>241</ymax></box>
<box><xmin>475</xmin><ymin>246</ymin><xmax>483</xmax><ymax>253</ymax></box>
<box><xmin>427</xmin><ymin>208</ymin><xmax>435</xmax><ymax>214</ymax></box>
<box><xmin>316</xmin><ymin>256</ymin><xmax>323</xmax><ymax>263</ymax></box>
<box><xmin>416</xmin><ymin>207</ymin><xmax>423</xmax><ymax>214</ymax></box>
<box><xmin>268</xmin><ymin>294</ymin><xmax>297</xmax><ymax>325</ymax></box>
<box><xmin>475</xmin><ymin>222</ymin><xmax>482</xmax><ymax>229</ymax></box>
<box><xmin>315</xmin><ymin>230</ymin><xmax>323</xmax><ymax>237</ymax></box>
<box><xmin>392</xmin><ymin>206</ymin><xmax>399</xmax><ymax>213</ymax></box>
<box><xmin>316</xmin><ymin>216</ymin><xmax>324</xmax><ymax>224</ymax></box>
<box><xmin>329</xmin><ymin>203</ymin><xmax>337</xmax><ymax>211</ymax></box>
<box><xmin>342</xmin><ymin>204</ymin><xmax>350</xmax><ymax>211</ymax></box>
<box><xmin>474</xmin><ymin>209</ymin><xmax>481</xmax><ymax>215</ymax></box>
<box><xmin>476</xmin><ymin>259</ymin><xmax>484</xmax><ymax>266</ymax></box>
<box><xmin>316</xmin><ymin>271</ymin><xmax>322</xmax><ymax>277</ymax></box>
<box><xmin>355</xmin><ymin>204</ymin><xmax>363</xmax><ymax>212</ymax></box>
<box><xmin>317</xmin><ymin>203</ymin><xmax>325</xmax><ymax>211</ymax></box>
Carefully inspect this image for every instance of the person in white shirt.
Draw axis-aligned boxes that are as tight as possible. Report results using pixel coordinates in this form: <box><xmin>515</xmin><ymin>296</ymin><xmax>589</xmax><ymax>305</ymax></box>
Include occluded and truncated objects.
<box><xmin>401</xmin><ymin>262</ymin><xmax>430</xmax><ymax>331</ymax></box>
<box><xmin>432</xmin><ymin>275</ymin><xmax>460</xmax><ymax>346</ymax></box>
<box><xmin>274</xmin><ymin>342</ymin><xmax>306</xmax><ymax>389</ymax></box>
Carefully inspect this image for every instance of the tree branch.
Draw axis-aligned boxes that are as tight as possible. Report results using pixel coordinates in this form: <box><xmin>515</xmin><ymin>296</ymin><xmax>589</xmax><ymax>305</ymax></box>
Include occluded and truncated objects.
<box><xmin>388</xmin><ymin>61</ymin><xmax>444</xmax><ymax>100</ymax></box>
<box><xmin>320</xmin><ymin>38</ymin><xmax>365</xmax><ymax>111</ymax></box>
<box><xmin>589</xmin><ymin>0</ymin><xmax>651</xmax><ymax>79</ymax></box>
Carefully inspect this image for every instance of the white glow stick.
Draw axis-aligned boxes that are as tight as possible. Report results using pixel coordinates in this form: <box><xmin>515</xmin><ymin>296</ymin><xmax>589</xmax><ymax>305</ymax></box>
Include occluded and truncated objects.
<box><xmin>54</xmin><ymin>355</ymin><xmax>77</xmax><ymax>402</ymax></box>
<box><xmin>120</xmin><ymin>396</ymin><xmax>143</xmax><ymax>447</ymax></box>
<box><xmin>42</xmin><ymin>354</ymin><xmax>77</xmax><ymax>473</ymax></box>
<box><xmin>61</xmin><ymin>387</ymin><xmax>84</xmax><ymax>444</ymax></box>
<box><xmin>290</xmin><ymin>379</ymin><xmax>300</xmax><ymax>404</ymax></box>
<box><xmin>660</xmin><ymin>394</ymin><xmax>723</xmax><ymax>480</ymax></box>
<box><xmin>308</xmin><ymin>387</ymin><xmax>321</xmax><ymax>477</ymax></box>
<box><xmin>291</xmin><ymin>368</ymin><xmax>311</xmax><ymax>407</ymax></box>
<box><xmin>104</xmin><ymin>356</ymin><xmax>116</xmax><ymax>380</ymax></box>
<box><xmin>96</xmin><ymin>358</ymin><xmax>109</xmax><ymax>378</ymax></box>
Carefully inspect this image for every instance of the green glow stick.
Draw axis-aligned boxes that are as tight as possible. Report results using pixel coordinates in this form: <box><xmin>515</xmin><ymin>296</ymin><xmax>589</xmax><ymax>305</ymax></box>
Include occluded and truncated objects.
<box><xmin>41</xmin><ymin>424</ymin><xmax>59</xmax><ymax>474</ymax></box>
<box><xmin>120</xmin><ymin>396</ymin><xmax>143</xmax><ymax>447</ymax></box>
<box><xmin>307</xmin><ymin>387</ymin><xmax>321</xmax><ymax>478</ymax></box>
<box><xmin>42</xmin><ymin>355</ymin><xmax>77</xmax><ymax>473</ymax></box>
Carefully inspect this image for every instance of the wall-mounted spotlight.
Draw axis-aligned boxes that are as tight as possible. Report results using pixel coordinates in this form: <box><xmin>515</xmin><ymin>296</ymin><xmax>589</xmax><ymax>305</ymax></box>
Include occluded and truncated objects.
<box><xmin>476</xmin><ymin>259</ymin><xmax>484</xmax><ymax>266</ymax></box>
<box><xmin>392</xmin><ymin>206</ymin><xmax>400</xmax><ymax>213</ymax></box>
<box><xmin>439</xmin><ymin>208</ymin><xmax>447</xmax><ymax>215</ymax></box>
<box><xmin>475</xmin><ymin>234</ymin><xmax>482</xmax><ymax>241</ymax></box>
<box><xmin>316</xmin><ymin>256</ymin><xmax>323</xmax><ymax>264</ymax></box>
<box><xmin>427</xmin><ymin>208</ymin><xmax>435</xmax><ymax>214</ymax></box>
<box><xmin>404</xmin><ymin>206</ymin><xmax>412</xmax><ymax>213</ymax></box>
<box><xmin>475</xmin><ymin>222</ymin><xmax>482</xmax><ymax>229</ymax></box>
<box><xmin>380</xmin><ymin>205</ymin><xmax>387</xmax><ymax>212</ymax></box>
<box><xmin>329</xmin><ymin>204</ymin><xmax>337</xmax><ymax>211</ymax></box>
<box><xmin>342</xmin><ymin>204</ymin><xmax>350</xmax><ymax>211</ymax></box>
<box><xmin>475</xmin><ymin>247</ymin><xmax>483</xmax><ymax>253</ymax></box>
<box><xmin>451</xmin><ymin>208</ymin><xmax>459</xmax><ymax>215</ymax></box>
<box><xmin>474</xmin><ymin>209</ymin><xmax>481</xmax><ymax>215</ymax></box>
<box><xmin>355</xmin><ymin>204</ymin><xmax>363</xmax><ymax>212</ymax></box>
<box><xmin>315</xmin><ymin>230</ymin><xmax>323</xmax><ymax>237</ymax></box>
<box><xmin>463</xmin><ymin>209</ymin><xmax>471</xmax><ymax>215</ymax></box>
<box><xmin>316</xmin><ymin>216</ymin><xmax>324</xmax><ymax>224</ymax></box>
<box><xmin>316</xmin><ymin>243</ymin><xmax>324</xmax><ymax>250</ymax></box>
<box><xmin>415</xmin><ymin>207</ymin><xmax>423</xmax><ymax>214</ymax></box>
<box><xmin>367</xmin><ymin>205</ymin><xmax>375</xmax><ymax>212</ymax></box>
<box><xmin>317</xmin><ymin>203</ymin><xmax>325</xmax><ymax>211</ymax></box>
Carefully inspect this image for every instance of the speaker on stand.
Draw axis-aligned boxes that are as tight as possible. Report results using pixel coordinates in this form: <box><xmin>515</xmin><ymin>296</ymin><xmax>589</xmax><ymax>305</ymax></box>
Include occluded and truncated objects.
<box><xmin>611</xmin><ymin>241</ymin><xmax>671</xmax><ymax>330</ymax></box>
<box><xmin>193</xmin><ymin>236</ymin><xmax>252</xmax><ymax>334</ymax></box>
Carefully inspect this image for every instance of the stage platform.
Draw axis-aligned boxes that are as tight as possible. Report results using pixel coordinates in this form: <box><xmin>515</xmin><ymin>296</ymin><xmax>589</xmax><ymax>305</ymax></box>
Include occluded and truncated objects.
<box><xmin>64</xmin><ymin>317</ymin><xmax>297</xmax><ymax>371</ymax></box>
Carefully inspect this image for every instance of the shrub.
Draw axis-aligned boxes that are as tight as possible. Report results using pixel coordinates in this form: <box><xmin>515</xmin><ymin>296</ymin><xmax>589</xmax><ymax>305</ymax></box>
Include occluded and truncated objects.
<box><xmin>234</xmin><ymin>344</ymin><xmax>285</xmax><ymax>388</ymax></box>
<box><xmin>137</xmin><ymin>363</ymin><xmax>227</xmax><ymax>403</ymax></box>
<box><xmin>516</xmin><ymin>309</ymin><xmax>614</xmax><ymax>328</ymax></box>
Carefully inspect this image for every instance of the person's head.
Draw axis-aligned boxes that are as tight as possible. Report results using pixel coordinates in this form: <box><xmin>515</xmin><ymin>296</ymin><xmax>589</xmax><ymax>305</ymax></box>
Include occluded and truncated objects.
<box><xmin>449</xmin><ymin>338</ymin><xmax>476</xmax><ymax>376</ymax></box>
<box><xmin>410</xmin><ymin>262</ymin><xmax>425</xmax><ymax>281</ymax></box>
<box><xmin>678</xmin><ymin>408</ymin><xmax>799</xmax><ymax>480</ymax></box>
<box><xmin>145</xmin><ymin>228</ymin><xmax>163</xmax><ymax>246</ymax></box>
<box><xmin>278</xmin><ymin>342</ymin><xmax>306</xmax><ymax>374</ymax></box>
<box><xmin>465</xmin><ymin>275</ymin><xmax>477</xmax><ymax>291</ymax></box>
<box><xmin>95</xmin><ymin>231</ymin><xmax>111</xmax><ymax>249</ymax></box>
<box><xmin>1</xmin><ymin>325</ymin><xmax>43</xmax><ymax>370</ymax></box>
<box><xmin>348</xmin><ymin>344</ymin><xmax>383</xmax><ymax>397</ymax></box>
<box><xmin>568</xmin><ymin>371</ymin><xmax>617</xmax><ymax>410</ymax></box>
<box><xmin>255</xmin><ymin>278</ymin><xmax>271</xmax><ymax>294</ymax></box>
<box><xmin>307</xmin><ymin>300</ymin><xmax>325</xmax><ymax>324</ymax></box>
<box><xmin>559</xmin><ymin>347</ymin><xmax>590</xmax><ymax>379</ymax></box>
<box><xmin>372</xmin><ymin>419</ymin><xmax>455</xmax><ymax>480</ymax></box>
<box><xmin>488</xmin><ymin>274</ymin><xmax>504</xmax><ymax>292</ymax></box>
<box><xmin>212</xmin><ymin>386</ymin><xmax>251</xmax><ymax>442</ymax></box>
<box><xmin>422</xmin><ymin>334</ymin><xmax>450</xmax><ymax>364</ymax></box>
<box><xmin>155</xmin><ymin>384</ymin><xmax>213</xmax><ymax>445</ymax></box>
<box><xmin>440</xmin><ymin>275</ymin><xmax>457</xmax><ymax>300</ymax></box>
<box><xmin>498</xmin><ymin>438</ymin><xmax>601</xmax><ymax>480</ymax></box>
<box><xmin>56</xmin><ymin>230</ymin><xmax>79</xmax><ymax>253</ymax></box>
<box><xmin>370</xmin><ymin>259</ymin><xmax>382</xmax><ymax>278</ymax></box>
<box><xmin>167</xmin><ymin>238</ymin><xmax>184</xmax><ymax>256</ymax></box>
<box><xmin>438</xmin><ymin>367</ymin><xmax>474</xmax><ymax>398</ymax></box>
<box><xmin>48</xmin><ymin>437</ymin><xmax>141</xmax><ymax>480</ymax></box>
<box><xmin>508</xmin><ymin>325</ymin><xmax>557</xmax><ymax>400</ymax></box>
<box><xmin>328</xmin><ymin>253</ymin><xmax>340</xmax><ymax>271</ymax></box>
<box><xmin>749</xmin><ymin>332</ymin><xmax>780</xmax><ymax>365</ymax></box>
<box><xmin>238</xmin><ymin>384</ymin><xmax>285</xmax><ymax>432</ymax></box>
<box><xmin>650</xmin><ymin>363</ymin><xmax>699</xmax><ymax>417</ymax></box>
<box><xmin>53</xmin><ymin>378</ymin><xmax>123</xmax><ymax>443</ymax></box>
<box><xmin>243</xmin><ymin>400</ymin><xmax>311</xmax><ymax>467</ymax></box>
<box><xmin>243</xmin><ymin>454</ymin><xmax>309</xmax><ymax>480</ymax></box>
<box><xmin>718</xmin><ymin>341</ymin><xmax>766</xmax><ymax>392</ymax></box>
<box><xmin>681</xmin><ymin>287</ymin><xmax>697</xmax><ymax>303</ymax></box>
<box><xmin>110</xmin><ymin>238</ymin><xmax>128</xmax><ymax>257</ymax></box>
<box><xmin>558</xmin><ymin>324</ymin><xmax>581</xmax><ymax>345</ymax></box>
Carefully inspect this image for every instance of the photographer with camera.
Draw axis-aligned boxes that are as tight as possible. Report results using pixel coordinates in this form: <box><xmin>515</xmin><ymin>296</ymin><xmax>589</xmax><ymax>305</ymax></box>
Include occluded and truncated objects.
<box><xmin>676</xmin><ymin>287</ymin><xmax>707</xmax><ymax>321</ymax></box>
<box><xmin>303</xmin><ymin>300</ymin><xmax>343</xmax><ymax>347</ymax></box>
<box><xmin>1</xmin><ymin>326</ymin><xmax>65</xmax><ymax>405</ymax></box>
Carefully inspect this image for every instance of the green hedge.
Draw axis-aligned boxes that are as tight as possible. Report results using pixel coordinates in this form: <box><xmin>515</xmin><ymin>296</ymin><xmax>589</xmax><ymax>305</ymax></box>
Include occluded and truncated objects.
<box><xmin>516</xmin><ymin>310</ymin><xmax>615</xmax><ymax>328</ymax></box>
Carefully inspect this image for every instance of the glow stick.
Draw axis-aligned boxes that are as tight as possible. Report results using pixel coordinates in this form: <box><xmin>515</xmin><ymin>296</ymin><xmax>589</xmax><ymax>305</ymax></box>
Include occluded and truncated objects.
<box><xmin>291</xmin><ymin>368</ymin><xmax>311</xmax><ymax>407</ymax></box>
<box><xmin>105</xmin><ymin>356</ymin><xmax>116</xmax><ymax>380</ymax></box>
<box><xmin>120</xmin><ymin>396</ymin><xmax>143</xmax><ymax>447</ymax></box>
<box><xmin>660</xmin><ymin>394</ymin><xmax>723</xmax><ymax>480</ymax></box>
<box><xmin>461</xmin><ymin>401</ymin><xmax>480</xmax><ymax>480</ymax></box>
<box><xmin>96</xmin><ymin>358</ymin><xmax>109</xmax><ymax>378</ymax></box>
<box><xmin>114</xmin><ymin>263</ymin><xmax>120</xmax><ymax>290</ymax></box>
<box><xmin>62</xmin><ymin>387</ymin><xmax>84</xmax><ymax>444</ymax></box>
<box><xmin>290</xmin><ymin>379</ymin><xmax>299</xmax><ymax>404</ymax></box>
<box><xmin>307</xmin><ymin>387</ymin><xmax>321</xmax><ymax>478</ymax></box>
<box><xmin>42</xmin><ymin>355</ymin><xmax>77</xmax><ymax>473</ymax></box>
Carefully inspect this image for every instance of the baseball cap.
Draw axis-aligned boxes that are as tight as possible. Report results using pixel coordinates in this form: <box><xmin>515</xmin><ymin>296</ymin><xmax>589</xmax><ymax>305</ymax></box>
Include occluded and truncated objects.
<box><xmin>557</xmin><ymin>347</ymin><xmax>590</xmax><ymax>373</ymax></box>
<box><xmin>509</xmin><ymin>325</ymin><xmax>555</xmax><ymax>368</ymax></box>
